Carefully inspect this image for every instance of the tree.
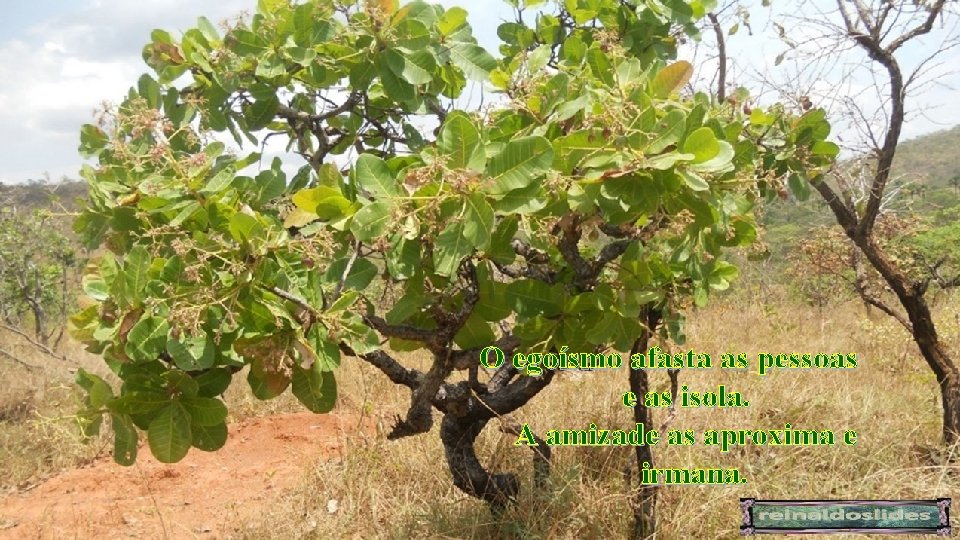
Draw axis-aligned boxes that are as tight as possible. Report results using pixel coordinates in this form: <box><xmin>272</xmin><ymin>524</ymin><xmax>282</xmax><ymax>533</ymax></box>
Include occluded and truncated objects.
<box><xmin>71</xmin><ymin>0</ymin><xmax>830</xmax><ymax>536</ymax></box>
<box><xmin>776</xmin><ymin>0</ymin><xmax>960</xmax><ymax>445</ymax></box>
<box><xmin>0</xmin><ymin>190</ymin><xmax>76</xmax><ymax>351</ymax></box>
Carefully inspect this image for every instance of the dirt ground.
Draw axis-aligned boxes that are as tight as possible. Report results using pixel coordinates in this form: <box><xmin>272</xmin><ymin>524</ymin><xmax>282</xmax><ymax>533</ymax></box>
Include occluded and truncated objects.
<box><xmin>0</xmin><ymin>412</ymin><xmax>368</xmax><ymax>539</ymax></box>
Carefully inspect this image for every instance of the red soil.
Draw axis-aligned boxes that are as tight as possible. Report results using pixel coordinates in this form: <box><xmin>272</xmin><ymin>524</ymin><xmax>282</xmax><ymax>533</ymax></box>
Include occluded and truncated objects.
<box><xmin>0</xmin><ymin>412</ymin><xmax>368</xmax><ymax>539</ymax></box>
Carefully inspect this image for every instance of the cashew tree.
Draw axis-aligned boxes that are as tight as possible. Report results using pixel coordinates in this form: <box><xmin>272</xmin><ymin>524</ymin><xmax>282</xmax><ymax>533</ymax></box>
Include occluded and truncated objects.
<box><xmin>71</xmin><ymin>0</ymin><xmax>832</xmax><ymax>536</ymax></box>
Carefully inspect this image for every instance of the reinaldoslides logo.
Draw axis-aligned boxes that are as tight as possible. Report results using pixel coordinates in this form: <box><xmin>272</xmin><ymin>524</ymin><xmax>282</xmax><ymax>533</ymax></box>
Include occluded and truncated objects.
<box><xmin>740</xmin><ymin>499</ymin><xmax>951</xmax><ymax>535</ymax></box>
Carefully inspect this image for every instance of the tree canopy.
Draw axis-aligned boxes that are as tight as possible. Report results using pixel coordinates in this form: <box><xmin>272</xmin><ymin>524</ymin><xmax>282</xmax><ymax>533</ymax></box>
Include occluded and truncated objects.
<box><xmin>71</xmin><ymin>0</ymin><xmax>834</xmax><ymax>519</ymax></box>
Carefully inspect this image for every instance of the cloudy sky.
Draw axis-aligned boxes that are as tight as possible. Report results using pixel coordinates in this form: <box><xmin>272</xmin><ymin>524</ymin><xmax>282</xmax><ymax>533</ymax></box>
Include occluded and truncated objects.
<box><xmin>0</xmin><ymin>0</ymin><xmax>957</xmax><ymax>184</ymax></box>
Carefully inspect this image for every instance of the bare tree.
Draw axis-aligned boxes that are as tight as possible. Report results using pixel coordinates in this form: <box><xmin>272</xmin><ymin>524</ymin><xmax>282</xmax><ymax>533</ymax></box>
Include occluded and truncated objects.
<box><xmin>770</xmin><ymin>1</ymin><xmax>960</xmax><ymax>444</ymax></box>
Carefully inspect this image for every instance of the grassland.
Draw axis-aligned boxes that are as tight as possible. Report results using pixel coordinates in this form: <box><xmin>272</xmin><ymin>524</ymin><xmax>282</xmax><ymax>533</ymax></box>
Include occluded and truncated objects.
<box><xmin>4</xmin><ymin>278</ymin><xmax>956</xmax><ymax>538</ymax></box>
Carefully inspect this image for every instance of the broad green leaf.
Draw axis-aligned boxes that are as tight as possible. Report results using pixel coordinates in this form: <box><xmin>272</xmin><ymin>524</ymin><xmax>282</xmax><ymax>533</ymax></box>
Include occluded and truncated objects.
<box><xmin>195</xmin><ymin>368</ymin><xmax>233</xmax><ymax>398</ymax></box>
<box><xmin>246</xmin><ymin>96</ymin><xmax>279</xmax><ymax>131</ymax></box>
<box><xmin>812</xmin><ymin>140</ymin><xmax>840</xmax><ymax>158</ymax></box>
<box><xmin>125</xmin><ymin>316</ymin><xmax>169</xmax><ymax>361</ymax></box>
<box><xmin>353</xmin><ymin>154</ymin><xmax>399</xmax><ymax>199</ymax></box>
<box><xmin>291</xmin><ymin>363</ymin><xmax>337</xmax><ymax>413</ymax></box>
<box><xmin>454</xmin><ymin>312</ymin><xmax>496</xmax><ymax>349</ymax></box>
<box><xmin>647</xmin><ymin>109</ymin><xmax>687</xmax><ymax>154</ymax></box>
<box><xmin>200</xmin><ymin>168</ymin><xmax>235</xmax><ymax>194</ymax></box>
<box><xmin>588</xmin><ymin>312</ymin><xmax>644</xmax><ymax>351</ymax></box>
<box><xmin>112</xmin><ymin>413</ymin><xmax>139</xmax><ymax>466</ymax></box>
<box><xmin>228</xmin><ymin>212</ymin><xmax>264</xmax><ymax>243</ymax></box>
<box><xmin>689</xmin><ymin>141</ymin><xmax>735</xmax><ymax>173</ymax></box>
<box><xmin>191</xmin><ymin>421</ymin><xmax>228</xmax><ymax>451</ymax></box>
<box><xmin>166</xmin><ymin>336</ymin><xmax>215</xmax><ymax>371</ymax></box>
<box><xmin>438</xmin><ymin>112</ymin><xmax>485</xmax><ymax>171</ymax></box>
<box><xmin>449</xmin><ymin>42</ymin><xmax>496</xmax><ymax>80</ymax></box>
<box><xmin>124</xmin><ymin>246</ymin><xmax>151</xmax><ymax>308</ymax></box>
<box><xmin>386</xmin><ymin>48</ymin><xmax>436</xmax><ymax>85</ymax></box>
<box><xmin>682</xmin><ymin>127</ymin><xmax>720</xmax><ymax>163</ymax></box>
<box><xmin>324</xmin><ymin>257</ymin><xmax>378</xmax><ymax>291</ymax></box>
<box><xmin>680</xmin><ymin>171</ymin><xmax>710</xmax><ymax>191</ymax></box>
<box><xmin>350</xmin><ymin>201</ymin><xmax>393</xmax><ymax>241</ymax></box>
<box><xmin>508</xmin><ymin>280</ymin><xmax>563</xmax><ymax>317</ymax></box>
<box><xmin>147</xmin><ymin>403</ymin><xmax>192</xmax><ymax>463</ymax></box>
<box><xmin>76</xmin><ymin>369</ymin><xmax>113</xmax><ymax>408</ymax></box>
<box><xmin>434</xmin><ymin>220</ymin><xmax>471</xmax><ymax>277</ymax></box>
<box><xmin>181</xmin><ymin>397</ymin><xmax>228</xmax><ymax>426</ymax></box>
<box><xmin>463</xmin><ymin>193</ymin><xmax>495</xmax><ymax>250</ymax></box>
<box><xmin>487</xmin><ymin>136</ymin><xmax>553</xmax><ymax>195</ymax></box>
<box><xmin>107</xmin><ymin>391</ymin><xmax>170</xmax><ymax>416</ymax></box>
<box><xmin>438</xmin><ymin>7</ymin><xmax>468</xmax><ymax>35</ymax></box>
<box><xmin>379</xmin><ymin>62</ymin><xmax>416</xmax><ymax>101</ymax></box>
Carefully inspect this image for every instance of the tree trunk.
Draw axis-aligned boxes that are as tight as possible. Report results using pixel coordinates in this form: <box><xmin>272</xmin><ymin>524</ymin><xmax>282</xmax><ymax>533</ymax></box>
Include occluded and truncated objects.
<box><xmin>629</xmin><ymin>367</ymin><xmax>658</xmax><ymax>539</ymax></box>
<box><xmin>628</xmin><ymin>307</ymin><xmax>663</xmax><ymax>539</ymax></box>
<box><xmin>854</xmin><ymin>236</ymin><xmax>960</xmax><ymax>444</ymax></box>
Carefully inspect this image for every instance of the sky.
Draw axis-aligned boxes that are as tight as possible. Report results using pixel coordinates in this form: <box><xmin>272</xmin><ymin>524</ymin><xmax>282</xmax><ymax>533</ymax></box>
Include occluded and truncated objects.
<box><xmin>0</xmin><ymin>0</ymin><xmax>957</xmax><ymax>184</ymax></box>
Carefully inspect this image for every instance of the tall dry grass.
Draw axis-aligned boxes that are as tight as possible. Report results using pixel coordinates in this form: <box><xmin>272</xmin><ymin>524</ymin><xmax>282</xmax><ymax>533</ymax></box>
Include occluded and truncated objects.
<box><xmin>2</xmin><ymin>285</ymin><xmax>958</xmax><ymax>538</ymax></box>
<box><xmin>237</xmin><ymin>287</ymin><xmax>960</xmax><ymax>539</ymax></box>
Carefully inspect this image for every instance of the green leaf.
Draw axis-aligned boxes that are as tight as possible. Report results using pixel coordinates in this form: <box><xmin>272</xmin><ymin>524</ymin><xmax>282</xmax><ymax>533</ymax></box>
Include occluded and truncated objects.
<box><xmin>650</xmin><ymin>61</ymin><xmax>693</xmax><ymax>98</ymax></box>
<box><xmin>324</xmin><ymin>257</ymin><xmax>378</xmax><ymax>291</ymax></box>
<box><xmin>291</xmin><ymin>363</ymin><xmax>337</xmax><ymax>413</ymax></box>
<box><xmin>353</xmin><ymin>154</ymin><xmax>400</xmax><ymax>199</ymax></box>
<box><xmin>229</xmin><ymin>212</ymin><xmax>264</xmax><ymax>243</ymax></box>
<box><xmin>386</xmin><ymin>48</ymin><xmax>436</xmax><ymax>85</ymax></box>
<box><xmin>434</xmin><ymin>221</ymin><xmax>471</xmax><ymax>277</ymax></box>
<box><xmin>438</xmin><ymin>7</ymin><xmax>468</xmax><ymax>35</ymax></box>
<box><xmin>247</xmin><ymin>96</ymin><xmax>279</xmax><ymax>131</ymax></box>
<box><xmin>181</xmin><ymin>397</ymin><xmax>228</xmax><ymax>426</ymax></box>
<box><xmin>200</xmin><ymin>168</ymin><xmax>235</xmax><ymax>194</ymax></box>
<box><xmin>487</xmin><ymin>216</ymin><xmax>518</xmax><ymax>266</ymax></box>
<box><xmin>195</xmin><ymin>368</ymin><xmax>233</xmax><ymax>398</ymax></box>
<box><xmin>680</xmin><ymin>171</ymin><xmax>710</xmax><ymax>191</ymax></box>
<box><xmin>588</xmin><ymin>312</ymin><xmax>644</xmax><ymax>351</ymax></box>
<box><xmin>350</xmin><ymin>201</ymin><xmax>393</xmax><ymax>241</ymax></box>
<box><xmin>166</xmin><ymin>336</ymin><xmax>215</xmax><ymax>371</ymax></box>
<box><xmin>191</xmin><ymin>422</ymin><xmax>228</xmax><ymax>452</ymax></box>
<box><xmin>379</xmin><ymin>62</ymin><xmax>416</xmax><ymax>101</ymax></box>
<box><xmin>147</xmin><ymin>403</ymin><xmax>192</xmax><ymax>463</ymax></box>
<box><xmin>438</xmin><ymin>111</ymin><xmax>485</xmax><ymax>171</ymax></box>
<box><xmin>812</xmin><ymin>140</ymin><xmax>840</xmax><ymax>158</ymax></box>
<box><xmin>463</xmin><ymin>194</ymin><xmax>495</xmax><ymax>250</ymax></box>
<box><xmin>107</xmin><ymin>391</ymin><xmax>170</xmax><ymax>416</ymax></box>
<box><xmin>454</xmin><ymin>312</ymin><xmax>495</xmax><ymax>349</ymax></box>
<box><xmin>449</xmin><ymin>42</ymin><xmax>496</xmax><ymax>80</ymax></box>
<box><xmin>682</xmin><ymin>127</ymin><xmax>720</xmax><ymax>163</ymax></box>
<box><xmin>124</xmin><ymin>246</ymin><xmax>151</xmax><ymax>308</ymax></box>
<box><xmin>112</xmin><ymin>414</ymin><xmax>139</xmax><ymax>466</ymax></box>
<box><xmin>487</xmin><ymin>136</ymin><xmax>553</xmax><ymax>195</ymax></box>
<box><xmin>125</xmin><ymin>316</ymin><xmax>170</xmax><ymax>361</ymax></box>
<box><xmin>76</xmin><ymin>369</ymin><xmax>113</xmax><ymax>408</ymax></box>
<box><xmin>79</xmin><ymin>124</ymin><xmax>109</xmax><ymax>158</ymax></box>
<box><xmin>508</xmin><ymin>280</ymin><xmax>562</xmax><ymax>317</ymax></box>
<box><xmin>647</xmin><ymin>109</ymin><xmax>687</xmax><ymax>154</ymax></box>
<box><xmin>689</xmin><ymin>141</ymin><xmax>735</xmax><ymax>173</ymax></box>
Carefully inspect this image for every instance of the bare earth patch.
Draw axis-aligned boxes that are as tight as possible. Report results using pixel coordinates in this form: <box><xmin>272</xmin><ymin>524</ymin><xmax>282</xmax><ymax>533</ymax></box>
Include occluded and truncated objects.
<box><xmin>0</xmin><ymin>412</ymin><xmax>368</xmax><ymax>539</ymax></box>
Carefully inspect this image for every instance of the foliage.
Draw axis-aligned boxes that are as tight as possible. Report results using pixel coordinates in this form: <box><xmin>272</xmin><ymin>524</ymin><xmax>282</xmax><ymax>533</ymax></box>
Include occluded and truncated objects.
<box><xmin>71</xmin><ymin>0</ymin><xmax>832</xmax><ymax>482</ymax></box>
<box><xmin>0</xmin><ymin>203</ymin><xmax>76</xmax><ymax>346</ymax></box>
<box><xmin>790</xmin><ymin>209</ymin><xmax>960</xmax><ymax>310</ymax></box>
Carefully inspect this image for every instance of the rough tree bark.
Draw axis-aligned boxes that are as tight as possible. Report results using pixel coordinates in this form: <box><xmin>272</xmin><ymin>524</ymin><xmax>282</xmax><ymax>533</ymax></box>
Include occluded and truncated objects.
<box><xmin>628</xmin><ymin>307</ymin><xmax>663</xmax><ymax>540</ymax></box>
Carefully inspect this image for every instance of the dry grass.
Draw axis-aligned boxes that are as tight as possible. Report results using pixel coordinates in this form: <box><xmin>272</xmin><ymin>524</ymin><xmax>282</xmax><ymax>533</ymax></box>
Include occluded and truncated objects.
<box><xmin>2</xmin><ymin>287</ymin><xmax>960</xmax><ymax>538</ymax></box>
<box><xmin>0</xmin><ymin>335</ymin><xmax>110</xmax><ymax>493</ymax></box>
<box><xmin>237</xmin><ymin>288</ymin><xmax>960</xmax><ymax>539</ymax></box>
